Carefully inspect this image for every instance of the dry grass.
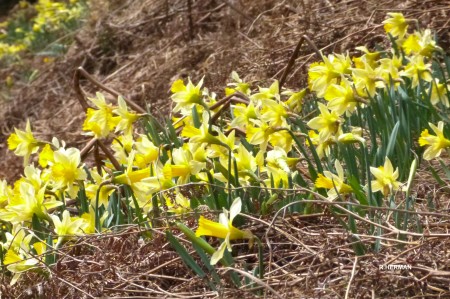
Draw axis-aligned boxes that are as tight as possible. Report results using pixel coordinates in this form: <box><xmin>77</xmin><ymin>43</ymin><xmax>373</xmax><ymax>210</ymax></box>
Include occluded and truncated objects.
<box><xmin>1</xmin><ymin>0</ymin><xmax>450</xmax><ymax>297</ymax></box>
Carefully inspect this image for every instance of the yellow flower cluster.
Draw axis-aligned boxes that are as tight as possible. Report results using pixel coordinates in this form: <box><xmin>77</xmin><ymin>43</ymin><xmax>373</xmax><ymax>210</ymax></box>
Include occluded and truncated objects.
<box><xmin>0</xmin><ymin>0</ymin><xmax>86</xmax><ymax>60</ymax></box>
<box><xmin>0</xmin><ymin>12</ymin><xmax>449</xmax><ymax>282</ymax></box>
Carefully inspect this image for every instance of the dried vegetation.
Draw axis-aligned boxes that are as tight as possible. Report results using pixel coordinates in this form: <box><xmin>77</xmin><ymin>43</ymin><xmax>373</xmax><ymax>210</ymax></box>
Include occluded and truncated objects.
<box><xmin>1</xmin><ymin>0</ymin><xmax>450</xmax><ymax>297</ymax></box>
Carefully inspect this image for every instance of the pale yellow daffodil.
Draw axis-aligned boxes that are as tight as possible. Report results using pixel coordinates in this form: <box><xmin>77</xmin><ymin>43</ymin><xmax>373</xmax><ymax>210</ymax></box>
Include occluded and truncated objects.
<box><xmin>419</xmin><ymin>121</ymin><xmax>450</xmax><ymax>160</ymax></box>
<box><xmin>7</xmin><ymin>119</ymin><xmax>40</xmax><ymax>166</ymax></box>
<box><xmin>196</xmin><ymin>197</ymin><xmax>253</xmax><ymax>265</ymax></box>
<box><xmin>370</xmin><ymin>157</ymin><xmax>401</xmax><ymax>197</ymax></box>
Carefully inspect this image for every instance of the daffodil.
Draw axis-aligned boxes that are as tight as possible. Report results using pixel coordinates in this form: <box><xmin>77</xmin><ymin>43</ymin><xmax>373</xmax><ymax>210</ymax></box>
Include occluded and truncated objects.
<box><xmin>260</xmin><ymin>99</ymin><xmax>288</xmax><ymax>127</ymax></box>
<box><xmin>7</xmin><ymin>119</ymin><xmax>41</xmax><ymax>166</ymax></box>
<box><xmin>245</xmin><ymin>120</ymin><xmax>275</xmax><ymax>152</ymax></box>
<box><xmin>181</xmin><ymin>111</ymin><xmax>223</xmax><ymax>145</ymax></box>
<box><xmin>308</xmin><ymin>53</ymin><xmax>351</xmax><ymax>98</ymax></box>
<box><xmin>38</xmin><ymin>143</ymin><xmax>55</xmax><ymax>168</ymax></box>
<box><xmin>269</xmin><ymin>129</ymin><xmax>294</xmax><ymax>153</ymax></box>
<box><xmin>351</xmin><ymin>61</ymin><xmax>384</xmax><ymax>97</ymax></box>
<box><xmin>171</xmin><ymin>77</ymin><xmax>204</xmax><ymax>113</ymax></box>
<box><xmin>80</xmin><ymin>205</ymin><xmax>109</xmax><ymax>234</ymax></box>
<box><xmin>337</xmin><ymin>127</ymin><xmax>365</xmax><ymax>144</ymax></box>
<box><xmin>51</xmin><ymin>210</ymin><xmax>85</xmax><ymax>247</ymax></box>
<box><xmin>376</xmin><ymin>56</ymin><xmax>403</xmax><ymax>85</ymax></box>
<box><xmin>231</xmin><ymin>102</ymin><xmax>259</xmax><ymax>129</ymax></box>
<box><xmin>370</xmin><ymin>157</ymin><xmax>401</xmax><ymax>197</ymax></box>
<box><xmin>110</xmin><ymin>133</ymin><xmax>135</xmax><ymax>165</ymax></box>
<box><xmin>234</xmin><ymin>144</ymin><xmax>258</xmax><ymax>179</ymax></box>
<box><xmin>170</xmin><ymin>147</ymin><xmax>205</xmax><ymax>184</ymax></box>
<box><xmin>402</xmin><ymin>29</ymin><xmax>440</xmax><ymax>57</ymax></box>
<box><xmin>135</xmin><ymin>134</ymin><xmax>159</xmax><ymax>168</ymax></box>
<box><xmin>85</xmin><ymin>170</ymin><xmax>115</xmax><ymax>208</ymax></box>
<box><xmin>50</xmin><ymin>147</ymin><xmax>87</xmax><ymax>198</ymax></box>
<box><xmin>113</xmin><ymin>96</ymin><xmax>140</xmax><ymax>134</ymax></box>
<box><xmin>283</xmin><ymin>88</ymin><xmax>306</xmax><ymax>113</ymax></box>
<box><xmin>307</xmin><ymin>103</ymin><xmax>342</xmax><ymax>140</ymax></box>
<box><xmin>196</xmin><ymin>197</ymin><xmax>253</xmax><ymax>265</ymax></box>
<box><xmin>429</xmin><ymin>79</ymin><xmax>450</xmax><ymax>107</ymax></box>
<box><xmin>307</xmin><ymin>130</ymin><xmax>334</xmax><ymax>159</ymax></box>
<box><xmin>251</xmin><ymin>80</ymin><xmax>280</xmax><ymax>102</ymax></box>
<box><xmin>400</xmin><ymin>55</ymin><xmax>432</xmax><ymax>87</ymax></box>
<box><xmin>382</xmin><ymin>12</ymin><xmax>409</xmax><ymax>39</ymax></box>
<box><xmin>324</xmin><ymin>78</ymin><xmax>357</xmax><ymax>115</ymax></box>
<box><xmin>0</xmin><ymin>180</ymin><xmax>13</xmax><ymax>208</ymax></box>
<box><xmin>353</xmin><ymin>46</ymin><xmax>380</xmax><ymax>69</ymax></box>
<box><xmin>0</xmin><ymin>182</ymin><xmax>62</xmax><ymax>224</ymax></box>
<box><xmin>1</xmin><ymin>224</ymin><xmax>33</xmax><ymax>253</ymax></box>
<box><xmin>3</xmin><ymin>240</ymin><xmax>45</xmax><ymax>285</ymax></box>
<box><xmin>82</xmin><ymin>92</ymin><xmax>119</xmax><ymax>138</ymax></box>
<box><xmin>225</xmin><ymin>71</ymin><xmax>251</xmax><ymax>96</ymax></box>
<box><xmin>315</xmin><ymin>160</ymin><xmax>353</xmax><ymax>200</ymax></box>
<box><xmin>165</xmin><ymin>191</ymin><xmax>191</xmax><ymax>214</ymax></box>
<box><xmin>419</xmin><ymin>121</ymin><xmax>450</xmax><ymax>160</ymax></box>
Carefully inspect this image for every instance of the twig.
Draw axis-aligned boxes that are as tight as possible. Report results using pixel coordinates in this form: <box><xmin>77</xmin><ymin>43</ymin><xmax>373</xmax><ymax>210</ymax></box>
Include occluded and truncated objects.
<box><xmin>74</xmin><ymin>67</ymin><xmax>146</xmax><ymax>114</ymax></box>
<box><xmin>279</xmin><ymin>35</ymin><xmax>321</xmax><ymax>89</ymax></box>
<box><xmin>344</xmin><ymin>256</ymin><xmax>358</xmax><ymax>299</ymax></box>
<box><xmin>221</xmin><ymin>267</ymin><xmax>283</xmax><ymax>299</ymax></box>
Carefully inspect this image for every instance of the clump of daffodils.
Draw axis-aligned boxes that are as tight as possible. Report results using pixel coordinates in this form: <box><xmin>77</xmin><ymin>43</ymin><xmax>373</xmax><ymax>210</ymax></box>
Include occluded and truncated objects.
<box><xmin>0</xmin><ymin>0</ymin><xmax>87</xmax><ymax>61</ymax></box>
<box><xmin>0</xmin><ymin>12</ymin><xmax>449</xmax><ymax>284</ymax></box>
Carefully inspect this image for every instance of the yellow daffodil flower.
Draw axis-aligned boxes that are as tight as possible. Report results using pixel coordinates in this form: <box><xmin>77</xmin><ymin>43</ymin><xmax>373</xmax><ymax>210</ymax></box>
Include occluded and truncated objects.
<box><xmin>245</xmin><ymin>120</ymin><xmax>269</xmax><ymax>147</ymax></box>
<box><xmin>3</xmin><ymin>239</ymin><xmax>45</xmax><ymax>285</ymax></box>
<box><xmin>50</xmin><ymin>147</ymin><xmax>87</xmax><ymax>198</ymax></box>
<box><xmin>400</xmin><ymin>55</ymin><xmax>432</xmax><ymax>87</ymax></box>
<box><xmin>370</xmin><ymin>157</ymin><xmax>401</xmax><ymax>197</ymax></box>
<box><xmin>231</xmin><ymin>102</ymin><xmax>259</xmax><ymax>129</ymax></box>
<box><xmin>113</xmin><ymin>96</ymin><xmax>139</xmax><ymax>134</ymax></box>
<box><xmin>165</xmin><ymin>191</ymin><xmax>191</xmax><ymax>214</ymax></box>
<box><xmin>307</xmin><ymin>130</ymin><xmax>334</xmax><ymax>159</ymax></box>
<box><xmin>135</xmin><ymin>134</ymin><xmax>159</xmax><ymax>168</ymax></box>
<box><xmin>171</xmin><ymin>77</ymin><xmax>204</xmax><ymax>113</ymax></box>
<box><xmin>419</xmin><ymin>121</ymin><xmax>450</xmax><ymax>160</ymax></box>
<box><xmin>382</xmin><ymin>12</ymin><xmax>409</xmax><ymax>39</ymax></box>
<box><xmin>260</xmin><ymin>99</ymin><xmax>288</xmax><ymax>127</ymax></box>
<box><xmin>337</xmin><ymin>127</ymin><xmax>365</xmax><ymax>144</ymax></box>
<box><xmin>269</xmin><ymin>129</ymin><xmax>294</xmax><ymax>153</ymax></box>
<box><xmin>0</xmin><ymin>180</ymin><xmax>13</xmax><ymax>208</ymax></box>
<box><xmin>7</xmin><ymin>119</ymin><xmax>41</xmax><ymax>166</ymax></box>
<box><xmin>51</xmin><ymin>210</ymin><xmax>85</xmax><ymax>247</ymax></box>
<box><xmin>0</xmin><ymin>182</ymin><xmax>62</xmax><ymax>224</ymax></box>
<box><xmin>315</xmin><ymin>160</ymin><xmax>353</xmax><ymax>200</ymax></box>
<box><xmin>1</xmin><ymin>224</ymin><xmax>33</xmax><ymax>253</ymax></box>
<box><xmin>196</xmin><ymin>197</ymin><xmax>253</xmax><ymax>265</ymax></box>
<box><xmin>376</xmin><ymin>56</ymin><xmax>403</xmax><ymax>86</ymax></box>
<box><xmin>181</xmin><ymin>111</ymin><xmax>223</xmax><ymax>145</ymax></box>
<box><xmin>353</xmin><ymin>46</ymin><xmax>380</xmax><ymax>69</ymax></box>
<box><xmin>402</xmin><ymin>29</ymin><xmax>440</xmax><ymax>58</ymax></box>
<box><xmin>308</xmin><ymin>53</ymin><xmax>351</xmax><ymax>98</ymax></box>
<box><xmin>80</xmin><ymin>206</ymin><xmax>109</xmax><ymax>234</ymax></box>
<box><xmin>171</xmin><ymin>147</ymin><xmax>205</xmax><ymax>184</ymax></box>
<box><xmin>225</xmin><ymin>71</ymin><xmax>251</xmax><ymax>96</ymax></box>
<box><xmin>324</xmin><ymin>78</ymin><xmax>357</xmax><ymax>116</ymax></box>
<box><xmin>283</xmin><ymin>88</ymin><xmax>306</xmax><ymax>113</ymax></box>
<box><xmin>430</xmin><ymin>79</ymin><xmax>450</xmax><ymax>107</ymax></box>
<box><xmin>307</xmin><ymin>103</ymin><xmax>342</xmax><ymax>140</ymax></box>
<box><xmin>111</xmin><ymin>133</ymin><xmax>135</xmax><ymax>165</ymax></box>
<box><xmin>82</xmin><ymin>92</ymin><xmax>119</xmax><ymax>138</ymax></box>
<box><xmin>85</xmin><ymin>170</ymin><xmax>115</xmax><ymax>208</ymax></box>
<box><xmin>38</xmin><ymin>143</ymin><xmax>55</xmax><ymax>168</ymax></box>
<box><xmin>251</xmin><ymin>80</ymin><xmax>280</xmax><ymax>102</ymax></box>
<box><xmin>351</xmin><ymin>61</ymin><xmax>384</xmax><ymax>97</ymax></box>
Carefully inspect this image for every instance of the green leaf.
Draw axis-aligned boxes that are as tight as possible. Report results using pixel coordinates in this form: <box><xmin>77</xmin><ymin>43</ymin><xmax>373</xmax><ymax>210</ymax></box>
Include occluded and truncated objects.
<box><xmin>386</xmin><ymin>121</ymin><xmax>400</xmax><ymax>159</ymax></box>
<box><xmin>166</xmin><ymin>231</ymin><xmax>206</xmax><ymax>278</ymax></box>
